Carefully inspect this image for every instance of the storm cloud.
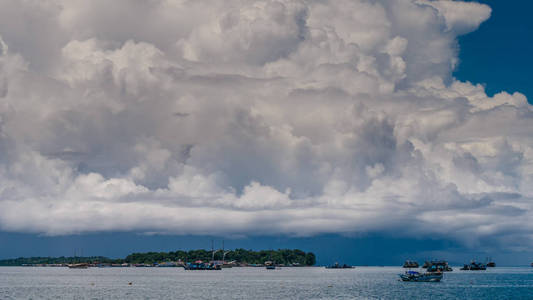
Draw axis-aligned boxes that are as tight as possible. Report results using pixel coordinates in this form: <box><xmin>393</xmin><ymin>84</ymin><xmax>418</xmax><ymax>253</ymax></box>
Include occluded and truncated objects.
<box><xmin>0</xmin><ymin>0</ymin><xmax>532</xmax><ymax>249</ymax></box>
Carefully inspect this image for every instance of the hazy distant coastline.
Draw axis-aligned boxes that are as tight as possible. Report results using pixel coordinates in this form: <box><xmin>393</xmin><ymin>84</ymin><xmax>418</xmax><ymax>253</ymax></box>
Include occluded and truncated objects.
<box><xmin>0</xmin><ymin>249</ymin><xmax>316</xmax><ymax>267</ymax></box>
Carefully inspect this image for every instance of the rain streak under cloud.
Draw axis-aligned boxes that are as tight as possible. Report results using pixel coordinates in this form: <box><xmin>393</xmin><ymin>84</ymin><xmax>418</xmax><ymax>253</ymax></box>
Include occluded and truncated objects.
<box><xmin>0</xmin><ymin>0</ymin><xmax>532</xmax><ymax>250</ymax></box>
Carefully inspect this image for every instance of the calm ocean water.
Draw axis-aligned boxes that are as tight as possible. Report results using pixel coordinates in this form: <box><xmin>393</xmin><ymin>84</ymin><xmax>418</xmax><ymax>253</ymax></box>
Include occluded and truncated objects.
<box><xmin>1</xmin><ymin>266</ymin><xmax>532</xmax><ymax>299</ymax></box>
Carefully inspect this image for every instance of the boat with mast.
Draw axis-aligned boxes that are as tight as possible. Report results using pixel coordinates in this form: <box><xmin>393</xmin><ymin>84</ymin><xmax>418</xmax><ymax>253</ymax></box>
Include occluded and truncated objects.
<box><xmin>486</xmin><ymin>257</ymin><xmax>496</xmax><ymax>267</ymax></box>
<box><xmin>423</xmin><ymin>260</ymin><xmax>453</xmax><ymax>272</ymax></box>
<box><xmin>460</xmin><ymin>260</ymin><xmax>486</xmax><ymax>270</ymax></box>
<box><xmin>403</xmin><ymin>260</ymin><xmax>419</xmax><ymax>268</ymax></box>
<box><xmin>182</xmin><ymin>240</ymin><xmax>222</xmax><ymax>270</ymax></box>
<box><xmin>265</xmin><ymin>250</ymin><xmax>277</xmax><ymax>270</ymax></box>
<box><xmin>220</xmin><ymin>240</ymin><xmax>233</xmax><ymax>268</ymax></box>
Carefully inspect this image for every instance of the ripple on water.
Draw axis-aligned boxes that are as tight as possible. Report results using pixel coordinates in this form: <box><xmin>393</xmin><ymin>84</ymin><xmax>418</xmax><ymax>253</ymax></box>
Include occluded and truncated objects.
<box><xmin>1</xmin><ymin>267</ymin><xmax>533</xmax><ymax>299</ymax></box>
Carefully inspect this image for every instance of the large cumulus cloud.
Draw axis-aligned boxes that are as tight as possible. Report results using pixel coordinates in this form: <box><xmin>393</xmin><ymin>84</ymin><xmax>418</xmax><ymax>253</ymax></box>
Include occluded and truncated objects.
<box><xmin>1</xmin><ymin>0</ymin><xmax>532</xmax><ymax>249</ymax></box>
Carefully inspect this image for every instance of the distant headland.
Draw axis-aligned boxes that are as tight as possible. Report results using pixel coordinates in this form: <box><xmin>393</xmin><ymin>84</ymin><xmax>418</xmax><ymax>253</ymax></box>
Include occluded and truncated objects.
<box><xmin>0</xmin><ymin>249</ymin><xmax>316</xmax><ymax>267</ymax></box>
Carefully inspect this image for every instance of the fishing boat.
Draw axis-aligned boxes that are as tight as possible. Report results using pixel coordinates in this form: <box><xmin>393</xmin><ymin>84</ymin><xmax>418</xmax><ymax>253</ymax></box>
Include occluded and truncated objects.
<box><xmin>486</xmin><ymin>257</ymin><xmax>495</xmax><ymax>267</ymax></box>
<box><xmin>67</xmin><ymin>263</ymin><xmax>89</xmax><ymax>269</ymax></box>
<box><xmin>265</xmin><ymin>261</ymin><xmax>276</xmax><ymax>270</ymax></box>
<box><xmin>460</xmin><ymin>260</ymin><xmax>486</xmax><ymax>270</ymax></box>
<box><xmin>219</xmin><ymin>241</ymin><xmax>233</xmax><ymax>268</ymax></box>
<box><xmin>399</xmin><ymin>270</ymin><xmax>443</xmax><ymax>282</ymax></box>
<box><xmin>403</xmin><ymin>260</ymin><xmax>419</xmax><ymax>268</ymax></box>
<box><xmin>424</xmin><ymin>260</ymin><xmax>453</xmax><ymax>272</ymax></box>
<box><xmin>183</xmin><ymin>260</ymin><xmax>221</xmax><ymax>270</ymax></box>
<box><xmin>156</xmin><ymin>262</ymin><xmax>178</xmax><ymax>267</ymax></box>
<box><xmin>183</xmin><ymin>240</ymin><xmax>224</xmax><ymax>270</ymax></box>
<box><xmin>325</xmin><ymin>262</ymin><xmax>354</xmax><ymax>269</ymax></box>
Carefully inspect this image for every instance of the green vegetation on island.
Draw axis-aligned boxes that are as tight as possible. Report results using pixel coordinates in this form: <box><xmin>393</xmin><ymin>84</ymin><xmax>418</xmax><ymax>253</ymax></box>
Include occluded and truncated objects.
<box><xmin>126</xmin><ymin>248</ymin><xmax>315</xmax><ymax>265</ymax></box>
<box><xmin>0</xmin><ymin>256</ymin><xmax>118</xmax><ymax>266</ymax></box>
<box><xmin>0</xmin><ymin>249</ymin><xmax>316</xmax><ymax>266</ymax></box>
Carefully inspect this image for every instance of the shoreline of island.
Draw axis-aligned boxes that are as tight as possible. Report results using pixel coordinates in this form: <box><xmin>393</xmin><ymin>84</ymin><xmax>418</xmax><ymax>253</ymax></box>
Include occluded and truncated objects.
<box><xmin>0</xmin><ymin>248</ymin><xmax>316</xmax><ymax>268</ymax></box>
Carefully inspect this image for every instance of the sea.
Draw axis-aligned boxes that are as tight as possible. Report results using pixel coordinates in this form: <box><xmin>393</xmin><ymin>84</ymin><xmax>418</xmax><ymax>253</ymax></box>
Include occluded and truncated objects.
<box><xmin>1</xmin><ymin>266</ymin><xmax>532</xmax><ymax>299</ymax></box>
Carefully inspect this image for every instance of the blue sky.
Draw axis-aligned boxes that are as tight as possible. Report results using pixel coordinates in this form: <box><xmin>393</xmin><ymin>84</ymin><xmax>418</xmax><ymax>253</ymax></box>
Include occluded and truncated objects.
<box><xmin>1</xmin><ymin>0</ymin><xmax>533</xmax><ymax>267</ymax></box>
<box><xmin>455</xmin><ymin>0</ymin><xmax>533</xmax><ymax>103</ymax></box>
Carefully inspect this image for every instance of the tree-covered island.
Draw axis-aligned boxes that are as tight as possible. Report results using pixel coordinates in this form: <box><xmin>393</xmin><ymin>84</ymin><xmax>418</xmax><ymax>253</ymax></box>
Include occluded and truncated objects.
<box><xmin>0</xmin><ymin>249</ymin><xmax>316</xmax><ymax>266</ymax></box>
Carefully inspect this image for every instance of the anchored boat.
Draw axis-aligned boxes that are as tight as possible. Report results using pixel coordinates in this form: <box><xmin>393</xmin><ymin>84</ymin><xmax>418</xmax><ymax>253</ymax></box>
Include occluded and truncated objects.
<box><xmin>183</xmin><ymin>260</ymin><xmax>221</xmax><ymax>270</ymax></box>
<box><xmin>486</xmin><ymin>257</ymin><xmax>496</xmax><ymax>267</ymax></box>
<box><xmin>67</xmin><ymin>263</ymin><xmax>89</xmax><ymax>269</ymax></box>
<box><xmin>403</xmin><ymin>260</ymin><xmax>419</xmax><ymax>268</ymax></box>
<box><xmin>265</xmin><ymin>261</ymin><xmax>277</xmax><ymax>270</ymax></box>
<box><xmin>399</xmin><ymin>270</ymin><xmax>443</xmax><ymax>282</ymax></box>
<box><xmin>460</xmin><ymin>260</ymin><xmax>486</xmax><ymax>270</ymax></box>
<box><xmin>423</xmin><ymin>260</ymin><xmax>453</xmax><ymax>272</ymax></box>
<box><xmin>325</xmin><ymin>262</ymin><xmax>354</xmax><ymax>269</ymax></box>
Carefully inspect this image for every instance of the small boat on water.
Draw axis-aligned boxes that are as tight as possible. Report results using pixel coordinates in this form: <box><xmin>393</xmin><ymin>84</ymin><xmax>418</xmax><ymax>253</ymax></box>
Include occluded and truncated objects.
<box><xmin>403</xmin><ymin>260</ymin><xmax>419</xmax><ymax>268</ymax></box>
<box><xmin>67</xmin><ymin>263</ymin><xmax>89</xmax><ymax>269</ymax></box>
<box><xmin>399</xmin><ymin>270</ymin><xmax>443</xmax><ymax>282</ymax></box>
<box><xmin>423</xmin><ymin>260</ymin><xmax>453</xmax><ymax>272</ymax></box>
<box><xmin>325</xmin><ymin>262</ymin><xmax>354</xmax><ymax>269</ymax></box>
<box><xmin>461</xmin><ymin>260</ymin><xmax>486</xmax><ymax>270</ymax></box>
<box><xmin>486</xmin><ymin>257</ymin><xmax>495</xmax><ymax>267</ymax></box>
<box><xmin>183</xmin><ymin>260</ymin><xmax>221</xmax><ymax>270</ymax></box>
<box><xmin>265</xmin><ymin>261</ymin><xmax>277</xmax><ymax>270</ymax></box>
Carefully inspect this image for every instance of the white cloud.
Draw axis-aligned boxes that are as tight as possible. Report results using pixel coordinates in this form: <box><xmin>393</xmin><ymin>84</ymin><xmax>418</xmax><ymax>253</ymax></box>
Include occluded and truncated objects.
<box><xmin>0</xmin><ymin>0</ymin><xmax>532</xmax><ymax>249</ymax></box>
<box><xmin>418</xmin><ymin>0</ymin><xmax>492</xmax><ymax>34</ymax></box>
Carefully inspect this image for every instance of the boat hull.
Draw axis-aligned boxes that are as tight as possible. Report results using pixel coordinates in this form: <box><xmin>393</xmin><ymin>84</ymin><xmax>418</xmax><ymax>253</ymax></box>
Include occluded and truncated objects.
<box><xmin>183</xmin><ymin>262</ymin><xmax>221</xmax><ymax>270</ymax></box>
<box><xmin>399</xmin><ymin>272</ymin><xmax>443</xmax><ymax>282</ymax></box>
<box><xmin>67</xmin><ymin>263</ymin><xmax>89</xmax><ymax>269</ymax></box>
<box><xmin>424</xmin><ymin>260</ymin><xmax>453</xmax><ymax>272</ymax></box>
<box><xmin>460</xmin><ymin>262</ymin><xmax>486</xmax><ymax>270</ymax></box>
<box><xmin>403</xmin><ymin>260</ymin><xmax>419</xmax><ymax>268</ymax></box>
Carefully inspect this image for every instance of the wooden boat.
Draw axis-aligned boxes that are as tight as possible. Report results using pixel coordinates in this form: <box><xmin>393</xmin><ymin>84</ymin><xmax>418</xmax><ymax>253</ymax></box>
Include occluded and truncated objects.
<box><xmin>67</xmin><ymin>263</ymin><xmax>89</xmax><ymax>269</ymax></box>
<box><xmin>486</xmin><ymin>257</ymin><xmax>495</xmax><ymax>267</ymax></box>
<box><xmin>399</xmin><ymin>271</ymin><xmax>443</xmax><ymax>282</ymax></box>
<box><xmin>460</xmin><ymin>261</ymin><xmax>486</xmax><ymax>270</ymax></box>
<box><xmin>403</xmin><ymin>260</ymin><xmax>419</xmax><ymax>268</ymax></box>
<box><xmin>182</xmin><ymin>260</ymin><xmax>221</xmax><ymax>270</ymax></box>
<box><xmin>265</xmin><ymin>261</ymin><xmax>277</xmax><ymax>270</ymax></box>
<box><xmin>325</xmin><ymin>262</ymin><xmax>354</xmax><ymax>269</ymax></box>
<box><xmin>424</xmin><ymin>260</ymin><xmax>453</xmax><ymax>272</ymax></box>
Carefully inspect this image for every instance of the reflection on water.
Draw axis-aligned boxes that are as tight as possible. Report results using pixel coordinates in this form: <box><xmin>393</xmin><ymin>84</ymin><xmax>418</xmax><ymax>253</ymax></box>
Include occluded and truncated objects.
<box><xmin>1</xmin><ymin>266</ymin><xmax>533</xmax><ymax>299</ymax></box>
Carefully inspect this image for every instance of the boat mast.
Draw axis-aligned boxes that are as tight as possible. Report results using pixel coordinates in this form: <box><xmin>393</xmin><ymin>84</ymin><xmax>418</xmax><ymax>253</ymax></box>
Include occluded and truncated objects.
<box><xmin>211</xmin><ymin>239</ymin><xmax>215</xmax><ymax>262</ymax></box>
<box><xmin>222</xmin><ymin>240</ymin><xmax>231</xmax><ymax>262</ymax></box>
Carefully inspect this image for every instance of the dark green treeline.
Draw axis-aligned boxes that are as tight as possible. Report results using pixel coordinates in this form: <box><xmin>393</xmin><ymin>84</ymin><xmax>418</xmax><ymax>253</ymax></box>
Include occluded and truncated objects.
<box><xmin>0</xmin><ymin>249</ymin><xmax>316</xmax><ymax>266</ymax></box>
<box><xmin>126</xmin><ymin>248</ymin><xmax>315</xmax><ymax>265</ymax></box>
